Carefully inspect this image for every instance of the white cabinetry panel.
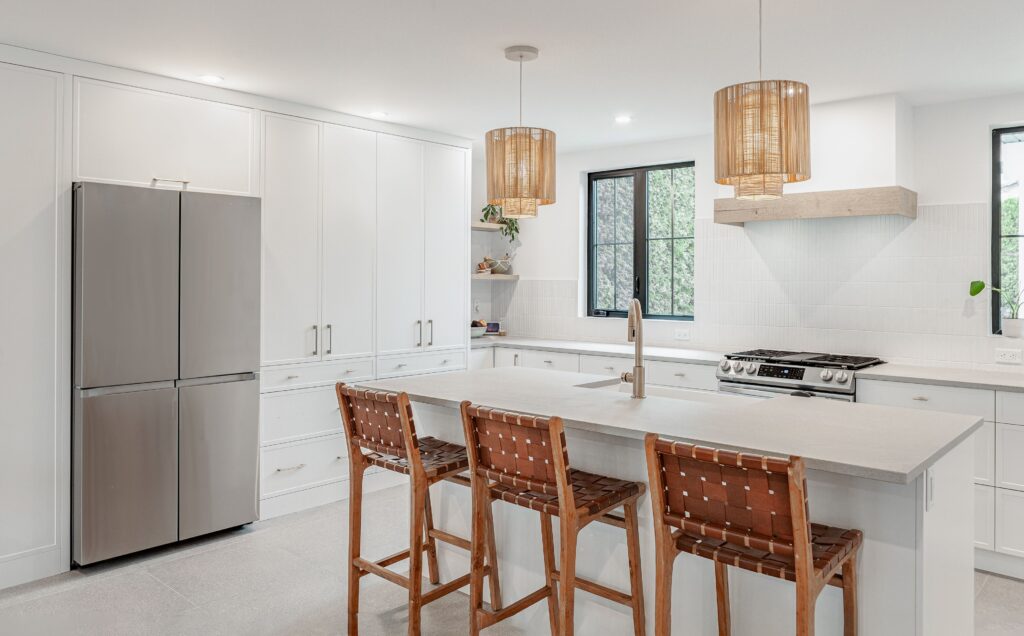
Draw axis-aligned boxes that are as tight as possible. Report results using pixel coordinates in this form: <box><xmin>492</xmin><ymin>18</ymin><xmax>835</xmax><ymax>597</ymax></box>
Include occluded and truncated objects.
<box><xmin>423</xmin><ymin>143</ymin><xmax>468</xmax><ymax>350</ymax></box>
<box><xmin>976</xmin><ymin>421</ymin><xmax>995</xmax><ymax>486</ymax></box>
<box><xmin>494</xmin><ymin>347</ymin><xmax>521</xmax><ymax>367</ymax></box>
<box><xmin>996</xmin><ymin>487</ymin><xmax>1024</xmax><ymax>557</ymax></box>
<box><xmin>261</xmin><ymin>386</ymin><xmax>343</xmax><ymax>446</ymax></box>
<box><xmin>856</xmin><ymin>380</ymin><xmax>994</xmax><ymax>419</ymax></box>
<box><xmin>647</xmin><ymin>360</ymin><xmax>719</xmax><ymax>391</ymax></box>
<box><xmin>74</xmin><ymin>78</ymin><xmax>254</xmax><ymax>194</ymax></box>
<box><xmin>469</xmin><ymin>348</ymin><xmax>494</xmax><ymax>370</ymax></box>
<box><xmin>261</xmin><ymin>114</ymin><xmax>321</xmax><ymax>366</ymax></box>
<box><xmin>322</xmin><ymin>124</ymin><xmax>376</xmax><ymax>360</ymax></box>
<box><xmin>260</xmin><ymin>434</ymin><xmax>348</xmax><ymax>499</ymax></box>
<box><xmin>521</xmin><ymin>350</ymin><xmax>580</xmax><ymax>372</ymax></box>
<box><xmin>976</xmin><ymin>484</ymin><xmax>995</xmax><ymax>550</ymax></box>
<box><xmin>579</xmin><ymin>354</ymin><xmax>632</xmax><ymax>377</ymax></box>
<box><xmin>996</xmin><ymin>423</ymin><xmax>1024</xmax><ymax>491</ymax></box>
<box><xmin>0</xmin><ymin>62</ymin><xmax>64</xmax><ymax>589</ymax></box>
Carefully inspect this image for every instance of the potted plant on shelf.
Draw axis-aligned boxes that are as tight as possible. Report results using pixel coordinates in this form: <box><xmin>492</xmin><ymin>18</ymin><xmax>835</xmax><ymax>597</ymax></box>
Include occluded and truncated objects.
<box><xmin>480</xmin><ymin>204</ymin><xmax>519</xmax><ymax>245</ymax></box>
<box><xmin>970</xmin><ymin>280</ymin><xmax>1024</xmax><ymax>337</ymax></box>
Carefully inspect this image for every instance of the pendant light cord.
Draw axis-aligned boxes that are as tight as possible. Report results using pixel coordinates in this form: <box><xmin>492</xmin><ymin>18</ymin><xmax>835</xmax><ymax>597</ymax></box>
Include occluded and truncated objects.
<box><xmin>758</xmin><ymin>0</ymin><xmax>763</xmax><ymax>80</ymax></box>
<box><xmin>519</xmin><ymin>57</ymin><xmax>524</xmax><ymax>126</ymax></box>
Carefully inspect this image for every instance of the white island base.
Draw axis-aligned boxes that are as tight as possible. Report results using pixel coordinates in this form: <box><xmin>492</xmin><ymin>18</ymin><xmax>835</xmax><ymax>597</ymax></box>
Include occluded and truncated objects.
<box><xmin>404</xmin><ymin>400</ymin><xmax>974</xmax><ymax>636</ymax></box>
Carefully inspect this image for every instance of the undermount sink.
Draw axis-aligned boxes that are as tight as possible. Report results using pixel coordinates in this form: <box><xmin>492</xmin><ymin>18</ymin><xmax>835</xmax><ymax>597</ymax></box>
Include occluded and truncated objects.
<box><xmin>576</xmin><ymin>378</ymin><xmax>757</xmax><ymax>405</ymax></box>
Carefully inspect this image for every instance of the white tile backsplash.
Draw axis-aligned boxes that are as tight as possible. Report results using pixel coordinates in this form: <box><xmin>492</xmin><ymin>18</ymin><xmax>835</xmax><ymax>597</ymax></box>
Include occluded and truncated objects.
<box><xmin>498</xmin><ymin>203</ymin><xmax>1020</xmax><ymax>370</ymax></box>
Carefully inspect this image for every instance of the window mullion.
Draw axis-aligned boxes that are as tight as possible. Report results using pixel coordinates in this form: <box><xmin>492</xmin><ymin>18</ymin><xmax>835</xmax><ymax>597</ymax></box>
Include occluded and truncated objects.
<box><xmin>634</xmin><ymin>168</ymin><xmax>648</xmax><ymax>314</ymax></box>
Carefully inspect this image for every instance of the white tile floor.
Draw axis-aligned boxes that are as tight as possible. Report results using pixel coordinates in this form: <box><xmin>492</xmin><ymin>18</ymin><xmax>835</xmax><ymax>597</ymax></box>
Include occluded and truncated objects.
<box><xmin>0</xmin><ymin>483</ymin><xmax>1020</xmax><ymax>635</ymax></box>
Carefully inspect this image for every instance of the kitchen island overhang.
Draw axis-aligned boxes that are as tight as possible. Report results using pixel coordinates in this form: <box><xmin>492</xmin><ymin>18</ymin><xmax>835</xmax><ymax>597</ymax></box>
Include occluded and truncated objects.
<box><xmin>362</xmin><ymin>367</ymin><xmax>981</xmax><ymax>635</ymax></box>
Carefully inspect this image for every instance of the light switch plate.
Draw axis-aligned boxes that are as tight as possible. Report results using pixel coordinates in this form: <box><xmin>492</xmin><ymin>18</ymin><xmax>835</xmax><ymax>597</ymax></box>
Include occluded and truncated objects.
<box><xmin>996</xmin><ymin>348</ymin><xmax>1023</xmax><ymax>364</ymax></box>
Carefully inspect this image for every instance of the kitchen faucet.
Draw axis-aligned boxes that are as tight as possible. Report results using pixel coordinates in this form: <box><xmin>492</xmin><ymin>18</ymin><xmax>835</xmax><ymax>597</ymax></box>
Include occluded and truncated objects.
<box><xmin>621</xmin><ymin>298</ymin><xmax>645</xmax><ymax>398</ymax></box>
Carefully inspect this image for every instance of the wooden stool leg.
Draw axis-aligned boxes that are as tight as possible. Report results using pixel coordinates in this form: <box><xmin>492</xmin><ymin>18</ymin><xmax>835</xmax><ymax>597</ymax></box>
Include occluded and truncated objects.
<box><xmin>623</xmin><ymin>502</ymin><xmax>647</xmax><ymax>636</ymax></box>
<box><xmin>714</xmin><ymin>562</ymin><xmax>731</xmax><ymax>636</ymax></box>
<box><xmin>558</xmin><ymin>516</ymin><xmax>579</xmax><ymax>636</ymax></box>
<box><xmin>796</xmin><ymin>585</ymin><xmax>816</xmax><ymax>636</ymax></box>
<box><xmin>347</xmin><ymin>461</ymin><xmax>365</xmax><ymax>636</ymax></box>
<box><xmin>653</xmin><ymin>530</ymin><xmax>674</xmax><ymax>636</ymax></box>
<box><xmin>468</xmin><ymin>481</ymin><xmax>489</xmax><ymax>636</ymax></box>
<box><xmin>842</xmin><ymin>553</ymin><xmax>859</xmax><ymax>636</ymax></box>
<box><xmin>423</xmin><ymin>491</ymin><xmax>440</xmax><ymax>585</ymax></box>
<box><xmin>540</xmin><ymin>512</ymin><xmax>560</xmax><ymax>635</ymax></box>
<box><xmin>408</xmin><ymin>482</ymin><xmax>426</xmax><ymax>636</ymax></box>
<box><xmin>483</xmin><ymin>494</ymin><xmax>503</xmax><ymax>611</ymax></box>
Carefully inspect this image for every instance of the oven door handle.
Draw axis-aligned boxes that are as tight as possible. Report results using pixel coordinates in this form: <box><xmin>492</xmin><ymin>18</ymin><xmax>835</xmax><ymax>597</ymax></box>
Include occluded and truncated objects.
<box><xmin>718</xmin><ymin>382</ymin><xmax>854</xmax><ymax>402</ymax></box>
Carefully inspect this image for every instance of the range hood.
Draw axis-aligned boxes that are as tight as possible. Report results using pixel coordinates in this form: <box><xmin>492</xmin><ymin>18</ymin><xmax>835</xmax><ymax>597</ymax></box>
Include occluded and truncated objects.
<box><xmin>714</xmin><ymin>185</ymin><xmax>917</xmax><ymax>226</ymax></box>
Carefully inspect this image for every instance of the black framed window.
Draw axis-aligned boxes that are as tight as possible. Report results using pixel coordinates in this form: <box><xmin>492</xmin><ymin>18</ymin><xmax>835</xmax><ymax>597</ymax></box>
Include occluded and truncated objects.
<box><xmin>993</xmin><ymin>127</ymin><xmax>1024</xmax><ymax>333</ymax></box>
<box><xmin>587</xmin><ymin>161</ymin><xmax>695</xmax><ymax>319</ymax></box>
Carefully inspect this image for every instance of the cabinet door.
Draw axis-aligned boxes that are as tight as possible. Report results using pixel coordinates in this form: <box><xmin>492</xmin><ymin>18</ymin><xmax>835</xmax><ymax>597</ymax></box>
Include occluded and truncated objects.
<box><xmin>975</xmin><ymin>484</ymin><xmax>995</xmax><ymax>550</ymax></box>
<box><xmin>262</xmin><ymin>114</ymin><xmax>321</xmax><ymax>365</ymax></box>
<box><xmin>468</xmin><ymin>348</ymin><xmax>494</xmax><ymax>370</ymax></box>
<box><xmin>423</xmin><ymin>143</ymin><xmax>468</xmax><ymax>349</ymax></box>
<box><xmin>494</xmin><ymin>347</ymin><xmax>522</xmax><ymax>367</ymax></box>
<box><xmin>996</xmin><ymin>423</ymin><xmax>1024</xmax><ymax>491</ymax></box>
<box><xmin>996</xmin><ymin>487</ymin><xmax>1024</xmax><ymax>557</ymax></box>
<box><xmin>522</xmin><ymin>350</ymin><xmax>580</xmax><ymax>372</ymax></box>
<box><xmin>74</xmin><ymin>78</ymin><xmax>254</xmax><ymax>195</ymax></box>
<box><xmin>377</xmin><ymin>135</ymin><xmax>424</xmax><ymax>355</ymax></box>
<box><xmin>322</xmin><ymin>125</ymin><xmax>376</xmax><ymax>359</ymax></box>
<box><xmin>975</xmin><ymin>421</ymin><xmax>995</xmax><ymax>486</ymax></box>
<box><xmin>579</xmin><ymin>354</ymin><xmax>631</xmax><ymax>377</ymax></box>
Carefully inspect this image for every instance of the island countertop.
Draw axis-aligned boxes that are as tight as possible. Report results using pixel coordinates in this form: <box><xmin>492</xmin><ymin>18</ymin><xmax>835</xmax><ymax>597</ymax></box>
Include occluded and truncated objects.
<box><xmin>362</xmin><ymin>367</ymin><xmax>982</xmax><ymax>485</ymax></box>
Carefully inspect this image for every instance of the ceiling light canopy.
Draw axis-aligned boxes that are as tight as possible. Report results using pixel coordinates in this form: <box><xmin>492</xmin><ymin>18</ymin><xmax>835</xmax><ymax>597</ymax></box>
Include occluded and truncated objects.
<box><xmin>485</xmin><ymin>45</ymin><xmax>556</xmax><ymax>219</ymax></box>
<box><xmin>714</xmin><ymin>0</ymin><xmax>810</xmax><ymax>200</ymax></box>
<box><xmin>615</xmin><ymin>114</ymin><xmax>632</xmax><ymax>124</ymax></box>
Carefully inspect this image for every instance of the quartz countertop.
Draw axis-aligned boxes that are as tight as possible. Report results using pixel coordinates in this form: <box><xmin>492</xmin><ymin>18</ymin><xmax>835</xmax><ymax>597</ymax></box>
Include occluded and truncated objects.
<box><xmin>858</xmin><ymin>362</ymin><xmax>1024</xmax><ymax>393</ymax></box>
<box><xmin>363</xmin><ymin>367</ymin><xmax>982</xmax><ymax>484</ymax></box>
<box><xmin>469</xmin><ymin>336</ymin><xmax>722</xmax><ymax>365</ymax></box>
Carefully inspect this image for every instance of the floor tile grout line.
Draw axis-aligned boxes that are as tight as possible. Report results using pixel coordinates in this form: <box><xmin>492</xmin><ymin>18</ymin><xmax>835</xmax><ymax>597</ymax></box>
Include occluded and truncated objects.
<box><xmin>143</xmin><ymin>569</ymin><xmax>200</xmax><ymax>610</ymax></box>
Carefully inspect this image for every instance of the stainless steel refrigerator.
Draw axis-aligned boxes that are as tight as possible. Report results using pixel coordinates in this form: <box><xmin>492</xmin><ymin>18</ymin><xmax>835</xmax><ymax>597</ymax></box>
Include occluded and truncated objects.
<box><xmin>72</xmin><ymin>182</ymin><xmax>261</xmax><ymax>565</ymax></box>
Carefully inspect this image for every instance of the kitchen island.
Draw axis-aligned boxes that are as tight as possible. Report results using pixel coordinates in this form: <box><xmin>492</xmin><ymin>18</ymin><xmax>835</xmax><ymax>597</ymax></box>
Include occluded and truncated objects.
<box><xmin>364</xmin><ymin>367</ymin><xmax>983</xmax><ymax>635</ymax></box>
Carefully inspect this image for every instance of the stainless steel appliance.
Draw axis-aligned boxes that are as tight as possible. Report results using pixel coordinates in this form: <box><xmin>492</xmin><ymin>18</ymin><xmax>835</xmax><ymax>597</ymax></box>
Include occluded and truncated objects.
<box><xmin>73</xmin><ymin>182</ymin><xmax>261</xmax><ymax>565</ymax></box>
<box><xmin>716</xmin><ymin>349</ymin><xmax>883</xmax><ymax>402</ymax></box>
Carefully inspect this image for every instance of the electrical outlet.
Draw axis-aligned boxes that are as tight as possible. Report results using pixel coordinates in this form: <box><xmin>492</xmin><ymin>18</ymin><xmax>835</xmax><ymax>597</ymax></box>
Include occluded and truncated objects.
<box><xmin>996</xmin><ymin>348</ymin><xmax>1023</xmax><ymax>364</ymax></box>
<box><xmin>674</xmin><ymin>328</ymin><xmax>691</xmax><ymax>341</ymax></box>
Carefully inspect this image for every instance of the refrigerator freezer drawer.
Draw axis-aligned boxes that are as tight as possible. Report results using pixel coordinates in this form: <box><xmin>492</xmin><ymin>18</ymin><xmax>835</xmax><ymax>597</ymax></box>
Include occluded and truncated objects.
<box><xmin>73</xmin><ymin>386</ymin><xmax>178</xmax><ymax>565</ymax></box>
<box><xmin>179</xmin><ymin>378</ymin><xmax>260</xmax><ymax>539</ymax></box>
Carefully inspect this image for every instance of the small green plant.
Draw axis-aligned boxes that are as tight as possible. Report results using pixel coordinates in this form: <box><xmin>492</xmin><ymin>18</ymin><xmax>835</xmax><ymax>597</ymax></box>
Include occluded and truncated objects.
<box><xmin>970</xmin><ymin>280</ymin><xmax>1024</xmax><ymax>319</ymax></box>
<box><xmin>480</xmin><ymin>204</ymin><xmax>519</xmax><ymax>244</ymax></box>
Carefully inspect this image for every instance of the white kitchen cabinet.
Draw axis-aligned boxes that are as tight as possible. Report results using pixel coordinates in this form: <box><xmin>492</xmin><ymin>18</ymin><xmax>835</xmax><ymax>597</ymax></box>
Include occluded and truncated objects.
<box><xmin>996</xmin><ymin>487</ymin><xmax>1024</xmax><ymax>557</ymax></box>
<box><xmin>377</xmin><ymin>350</ymin><xmax>467</xmax><ymax>378</ymax></box>
<box><xmin>260</xmin><ymin>433</ymin><xmax>348</xmax><ymax>500</ymax></box>
<box><xmin>74</xmin><ymin>78</ymin><xmax>255</xmax><ymax>195</ymax></box>
<box><xmin>647</xmin><ymin>360</ymin><xmax>719</xmax><ymax>391</ymax></box>
<box><xmin>0</xmin><ymin>62</ymin><xmax>66</xmax><ymax>589</ymax></box>
<box><xmin>580</xmin><ymin>354</ymin><xmax>632</xmax><ymax>377</ymax></box>
<box><xmin>261</xmin><ymin>386</ymin><xmax>343</xmax><ymax>446</ymax></box>
<box><xmin>423</xmin><ymin>143</ymin><xmax>469</xmax><ymax>350</ymax></box>
<box><xmin>976</xmin><ymin>421</ymin><xmax>995</xmax><ymax>486</ymax></box>
<box><xmin>469</xmin><ymin>348</ymin><xmax>494</xmax><ymax>370</ymax></box>
<box><xmin>261</xmin><ymin>113</ymin><xmax>322</xmax><ymax>366</ymax></box>
<box><xmin>997</xmin><ymin>391</ymin><xmax>1024</xmax><ymax>426</ymax></box>
<box><xmin>494</xmin><ymin>347</ymin><xmax>522</xmax><ymax>367</ymax></box>
<box><xmin>856</xmin><ymin>380</ymin><xmax>994</xmax><ymax>420</ymax></box>
<box><xmin>997</xmin><ymin>423</ymin><xmax>1024</xmax><ymax>491</ymax></box>
<box><xmin>322</xmin><ymin>124</ymin><xmax>376</xmax><ymax>360</ymax></box>
<box><xmin>261</xmin><ymin>358</ymin><xmax>375</xmax><ymax>393</ymax></box>
<box><xmin>976</xmin><ymin>484</ymin><xmax>995</xmax><ymax>550</ymax></box>
<box><xmin>521</xmin><ymin>350</ymin><xmax>580</xmax><ymax>372</ymax></box>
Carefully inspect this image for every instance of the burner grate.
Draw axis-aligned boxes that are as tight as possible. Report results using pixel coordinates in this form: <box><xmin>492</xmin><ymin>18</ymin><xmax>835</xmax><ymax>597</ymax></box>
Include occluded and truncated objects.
<box><xmin>729</xmin><ymin>349</ymin><xmax>800</xmax><ymax>360</ymax></box>
<box><xmin>802</xmin><ymin>354</ymin><xmax>882</xmax><ymax>370</ymax></box>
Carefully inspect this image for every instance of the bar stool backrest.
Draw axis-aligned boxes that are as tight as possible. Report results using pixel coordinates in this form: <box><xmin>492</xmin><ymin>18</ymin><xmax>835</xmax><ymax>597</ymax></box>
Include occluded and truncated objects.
<box><xmin>460</xmin><ymin>403</ymin><xmax>572</xmax><ymax>502</ymax></box>
<box><xmin>646</xmin><ymin>436</ymin><xmax>811</xmax><ymax>562</ymax></box>
<box><xmin>336</xmin><ymin>383</ymin><xmax>419</xmax><ymax>461</ymax></box>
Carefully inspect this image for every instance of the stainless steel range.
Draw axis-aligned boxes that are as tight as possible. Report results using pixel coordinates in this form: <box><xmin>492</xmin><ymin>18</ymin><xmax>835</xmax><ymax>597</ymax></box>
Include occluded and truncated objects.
<box><xmin>716</xmin><ymin>349</ymin><xmax>884</xmax><ymax>401</ymax></box>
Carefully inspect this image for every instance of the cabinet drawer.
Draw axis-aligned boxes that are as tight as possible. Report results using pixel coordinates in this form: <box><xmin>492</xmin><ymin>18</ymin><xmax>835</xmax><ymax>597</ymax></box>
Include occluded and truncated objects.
<box><xmin>976</xmin><ymin>484</ymin><xmax>995</xmax><ymax>550</ymax></box>
<box><xmin>579</xmin><ymin>354</ymin><xmax>631</xmax><ymax>377</ymax></box>
<box><xmin>522</xmin><ymin>350</ymin><xmax>579</xmax><ymax>372</ymax></box>
<box><xmin>856</xmin><ymin>380</ymin><xmax>994</xmax><ymax>420</ymax></box>
<box><xmin>261</xmin><ymin>358</ymin><xmax>374</xmax><ymax>392</ymax></box>
<box><xmin>975</xmin><ymin>421</ymin><xmax>995</xmax><ymax>485</ymax></box>
<box><xmin>494</xmin><ymin>347</ymin><xmax>522</xmax><ymax>368</ymax></box>
<box><xmin>377</xmin><ymin>350</ymin><xmax>466</xmax><ymax>378</ymax></box>
<box><xmin>997</xmin><ymin>391</ymin><xmax>1024</xmax><ymax>425</ymax></box>
<box><xmin>260</xmin><ymin>434</ymin><xmax>348</xmax><ymax>499</ymax></box>
<box><xmin>469</xmin><ymin>348</ymin><xmax>494</xmax><ymax>371</ymax></box>
<box><xmin>261</xmin><ymin>386</ymin><xmax>342</xmax><ymax>446</ymax></box>
<box><xmin>996</xmin><ymin>487</ymin><xmax>1024</xmax><ymax>557</ymax></box>
<box><xmin>996</xmin><ymin>422</ymin><xmax>1024</xmax><ymax>491</ymax></box>
<box><xmin>647</xmin><ymin>360</ymin><xmax>718</xmax><ymax>391</ymax></box>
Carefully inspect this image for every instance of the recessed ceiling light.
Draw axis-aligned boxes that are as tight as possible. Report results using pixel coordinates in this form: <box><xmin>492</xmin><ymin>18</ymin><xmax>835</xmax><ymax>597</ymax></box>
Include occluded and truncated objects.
<box><xmin>368</xmin><ymin>111</ymin><xmax>389</xmax><ymax>119</ymax></box>
<box><xmin>198</xmin><ymin>74</ymin><xmax>224</xmax><ymax>84</ymax></box>
<box><xmin>615</xmin><ymin>114</ymin><xmax>632</xmax><ymax>124</ymax></box>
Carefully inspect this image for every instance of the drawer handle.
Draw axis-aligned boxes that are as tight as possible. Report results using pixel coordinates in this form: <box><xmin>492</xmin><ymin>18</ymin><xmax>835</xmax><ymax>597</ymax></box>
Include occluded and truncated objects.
<box><xmin>285</xmin><ymin>375</ymin><xmax>300</xmax><ymax>380</ymax></box>
<box><xmin>152</xmin><ymin>177</ymin><xmax>190</xmax><ymax>187</ymax></box>
<box><xmin>335</xmin><ymin>456</ymin><xmax>344</xmax><ymax>461</ymax></box>
<box><xmin>674</xmin><ymin>373</ymin><xmax>687</xmax><ymax>378</ymax></box>
<box><xmin>344</xmin><ymin>369</ymin><xmax>354</xmax><ymax>374</ymax></box>
<box><xmin>604</xmin><ymin>366</ymin><xmax>615</xmax><ymax>371</ymax></box>
<box><xmin>441</xmin><ymin>359</ymin><xmax>449</xmax><ymax>364</ymax></box>
<box><xmin>543</xmin><ymin>360</ymin><xmax>553</xmax><ymax>364</ymax></box>
<box><xmin>912</xmin><ymin>396</ymin><xmax>930</xmax><ymax>402</ymax></box>
<box><xmin>275</xmin><ymin>463</ymin><xmax>306</xmax><ymax>473</ymax></box>
<box><xmin>396</xmin><ymin>363</ymin><xmax>407</xmax><ymax>368</ymax></box>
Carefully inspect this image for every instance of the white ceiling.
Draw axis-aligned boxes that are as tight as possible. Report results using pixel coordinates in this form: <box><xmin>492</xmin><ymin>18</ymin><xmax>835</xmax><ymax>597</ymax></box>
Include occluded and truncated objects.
<box><xmin>1</xmin><ymin>0</ymin><xmax>1022</xmax><ymax>151</ymax></box>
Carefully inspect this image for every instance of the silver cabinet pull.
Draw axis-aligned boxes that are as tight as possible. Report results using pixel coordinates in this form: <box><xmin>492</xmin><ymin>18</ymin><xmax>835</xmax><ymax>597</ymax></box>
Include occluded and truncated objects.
<box><xmin>513</xmin><ymin>353</ymin><xmax>519</xmax><ymax>366</ymax></box>
<box><xmin>427</xmin><ymin>319</ymin><xmax>434</xmax><ymax>346</ymax></box>
<box><xmin>674</xmin><ymin>373</ymin><xmax>687</xmax><ymax>378</ymax></box>
<box><xmin>344</xmin><ymin>369</ymin><xmax>354</xmax><ymax>374</ymax></box>
<box><xmin>396</xmin><ymin>363</ymin><xmax>407</xmax><ymax>368</ymax></box>
<box><xmin>913</xmin><ymin>396</ymin><xmax>929</xmax><ymax>402</ymax></box>
<box><xmin>441</xmin><ymin>359</ymin><xmax>449</xmax><ymax>365</ymax></box>
<box><xmin>275</xmin><ymin>463</ymin><xmax>306</xmax><ymax>473</ymax></box>
<box><xmin>335</xmin><ymin>456</ymin><xmax>344</xmax><ymax>461</ymax></box>
<box><xmin>543</xmin><ymin>360</ymin><xmax>553</xmax><ymax>364</ymax></box>
<box><xmin>416</xmin><ymin>320</ymin><xmax>423</xmax><ymax>347</ymax></box>
<box><xmin>325</xmin><ymin>324</ymin><xmax>333</xmax><ymax>354</ymax></box>
<box><xmin>285</xmin><ymin>374</ymin><xmax>300</xmax><ymax>380</ymax></box>
<box><xmin>152</xmin><ymin>177</ymin><xmax>190</xmax><ymax>188</ymax></box>
<box><xmin>312</xmin><ymin>325</ymin><xmax>318</xmax><ymax>356</ymax></box>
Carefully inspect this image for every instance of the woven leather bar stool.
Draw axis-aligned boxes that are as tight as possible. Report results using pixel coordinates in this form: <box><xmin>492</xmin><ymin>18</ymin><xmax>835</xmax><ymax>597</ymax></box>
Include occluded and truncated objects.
<box><xmin>336</xmin><ymin>384</ymin><xmax>502</xmax><ymax>636</ymax></box>
<box><xmin>460</xmin><ymin>402</ymin><xmax>647</xmax><ymax>636</ymax></box>
<box><xmin>644</xmin><ymin>434</ymin><xmax>863</xmax><ymax>636</ymax></box>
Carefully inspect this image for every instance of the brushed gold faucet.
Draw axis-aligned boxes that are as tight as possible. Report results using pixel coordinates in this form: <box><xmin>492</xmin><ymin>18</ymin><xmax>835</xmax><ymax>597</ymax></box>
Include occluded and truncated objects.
<box><xmin>621</xmin><ymin>298</ymin><xmax>645</xmax><ymax>398</ymax></box>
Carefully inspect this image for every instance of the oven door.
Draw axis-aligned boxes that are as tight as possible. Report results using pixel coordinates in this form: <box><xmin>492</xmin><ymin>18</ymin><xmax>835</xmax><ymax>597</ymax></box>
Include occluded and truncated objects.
<box><xmin>718</xmin><ymin>381</ymin><xmax>855</xmax><ymax>402</ymax></box>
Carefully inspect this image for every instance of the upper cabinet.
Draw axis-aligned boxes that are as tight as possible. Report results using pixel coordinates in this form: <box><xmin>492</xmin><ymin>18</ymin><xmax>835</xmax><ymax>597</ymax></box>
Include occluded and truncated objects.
<box><xmin>74</xmin><ymin>78</ymin><xmax>256</xmax><ymax>195</ymax></box>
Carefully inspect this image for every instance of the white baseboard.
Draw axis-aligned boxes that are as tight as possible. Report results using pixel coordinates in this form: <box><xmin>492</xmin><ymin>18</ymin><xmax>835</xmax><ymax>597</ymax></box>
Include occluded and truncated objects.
<box><xmin>976</xmin><ymin>548</ymin><xmax>1024</xmax><ymax>580</ymax></box>
<box><xmin>258</xmin><ymin>471</ymin><xmax>406</xmax><ymax>520</ymax></box>
<box><xmin>0</xmin><ymin>545</ymin><xmax>66</xmax><ymax>592</ymax></box>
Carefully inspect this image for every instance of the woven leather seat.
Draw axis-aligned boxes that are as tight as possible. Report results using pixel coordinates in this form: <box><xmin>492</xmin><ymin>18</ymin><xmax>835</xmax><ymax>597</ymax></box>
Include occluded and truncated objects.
<box><xmin>489</xmin><ymin>469</ymin><xmax>644</xmax><ymax>517</ymax></box>
<box><xmin>675</xmin><ymin>522</ymin><xmax>863</xmax><ymax>584</ymax></box>
<box><xmin>365</xmin><ymin>436</ymin><xmax>469</xmax><ymax>479</ymax></box>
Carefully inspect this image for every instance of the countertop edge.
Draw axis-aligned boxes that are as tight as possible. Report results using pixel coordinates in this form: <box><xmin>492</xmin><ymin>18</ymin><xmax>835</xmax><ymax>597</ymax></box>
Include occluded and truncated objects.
<box><xmin>470</xmin><ymin>337</ymin><xmax>721</xmax><ymax>365</ymax></box>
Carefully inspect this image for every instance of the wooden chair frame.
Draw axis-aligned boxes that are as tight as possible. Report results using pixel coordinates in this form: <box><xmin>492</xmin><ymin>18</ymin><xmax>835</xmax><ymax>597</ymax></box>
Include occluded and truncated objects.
<box><xmin>644</xmin><ymin>433</ymin><xmax>860</xmax><ymax>636</ymax></box>
<box><xmin>336</xmin><ymin>384</ymin><xmax>502</xmax><ymax>636</ymax></box>
<box><xmin>460</xmin><ymin>401</ymin><xmax>647</xmax><ymax>636</ymax></box>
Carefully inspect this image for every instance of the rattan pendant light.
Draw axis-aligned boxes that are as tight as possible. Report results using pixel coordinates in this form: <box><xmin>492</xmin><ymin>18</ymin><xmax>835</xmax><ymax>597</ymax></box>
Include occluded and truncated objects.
<box><xmin>485</xmin><ymin>46</ymin><xmax>556</xmax><ymax>219</ymax></box>
<box><xmin>714</xmin><ymin>0</ymin><xmax>810</xmax><ymax>200</ymax></box>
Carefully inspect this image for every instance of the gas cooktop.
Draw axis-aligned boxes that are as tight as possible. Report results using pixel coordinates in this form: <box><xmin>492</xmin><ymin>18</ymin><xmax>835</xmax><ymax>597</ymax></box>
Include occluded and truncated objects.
<box><xmin>724</xmin><ymin>350</ymin><xmax>883</xmax><ymax>370</ymax></box>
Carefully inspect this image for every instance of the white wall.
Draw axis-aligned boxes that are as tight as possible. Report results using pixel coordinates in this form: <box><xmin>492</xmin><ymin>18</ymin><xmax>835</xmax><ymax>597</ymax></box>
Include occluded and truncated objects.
<box><xmin>486</xmin><ymin>93</ymin><xmax>1024</xmax><ymax>369</ymax></box>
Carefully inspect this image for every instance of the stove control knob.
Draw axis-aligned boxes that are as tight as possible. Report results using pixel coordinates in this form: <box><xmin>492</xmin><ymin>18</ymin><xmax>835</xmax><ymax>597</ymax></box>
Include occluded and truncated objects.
<box><xmin>746</xmin><ymin>362</ymin><xmax>757</xmax><ymax>374</ymax></box>
<box><xmin>719</xmin><ymin>359</ymin><xmax>731</xmax><ymax>371</ymax></box>
<box><xmin>835</xmin><ymin>371</ymin><xmax>849</xmax><ymax>384</ymax></box>
<box><xmin>731</xmin><ymin>360</ymin><xmax>744</xmax><ymax>373</ymax></box>
<box><xmin>820</xmin><ymin>369</ymin><xmax>834</xmax><ymax>382</ymax></box>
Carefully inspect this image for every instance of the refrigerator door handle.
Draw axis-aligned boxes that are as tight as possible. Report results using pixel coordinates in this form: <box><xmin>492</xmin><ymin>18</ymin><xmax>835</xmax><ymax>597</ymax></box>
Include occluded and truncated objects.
<box><xmin>176</xmin><ymin>372</ymin><xmax>257</xmax><ymax>388</ymax></box>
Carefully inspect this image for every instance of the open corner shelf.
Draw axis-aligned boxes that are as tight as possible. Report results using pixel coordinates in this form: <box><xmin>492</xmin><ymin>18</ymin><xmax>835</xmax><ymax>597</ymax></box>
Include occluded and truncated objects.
<box><xmin>471</xmin><ymin>222</ymin><xmax>503</xmax><ymax>232</ymax></box>
<box><xmin>471</xmin><ymin>273</ymin><xmax>519</xmax><ymax>281</ymax></box>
